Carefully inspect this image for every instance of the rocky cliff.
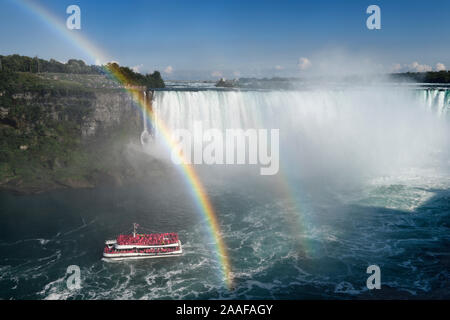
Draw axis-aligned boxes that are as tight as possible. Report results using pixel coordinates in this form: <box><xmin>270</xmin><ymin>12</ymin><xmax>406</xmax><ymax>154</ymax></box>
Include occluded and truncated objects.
<box><xmin>0</xmin><ymin>77</ymin><xmax>153</xmax><ymax>193</ymax></box>
<box><xmin>81</xmin><ymin>91</ymin><xmax>142</xmax><ymax>137</ymax></box>
<box><xmin>5</xmin><ymin>90</ymin><xmax>144</xmax><ymax>137</ymax></box>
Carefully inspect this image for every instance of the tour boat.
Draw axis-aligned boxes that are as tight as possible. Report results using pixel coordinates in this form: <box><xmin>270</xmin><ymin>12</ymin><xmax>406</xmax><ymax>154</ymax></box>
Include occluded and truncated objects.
<box><xmin>103</xmin><ymin>223</ymin><xmax>182</xmax><ymax>260</ymax></box>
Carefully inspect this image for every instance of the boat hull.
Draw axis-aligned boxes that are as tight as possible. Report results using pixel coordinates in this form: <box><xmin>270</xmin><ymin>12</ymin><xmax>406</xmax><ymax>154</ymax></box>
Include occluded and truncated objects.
<box><xmin>103</xmin><ymin>248</ymin><xmax>183</xmax><ymax>261</ymax></box>
<box><xmin>102</xmin><ymin>253</ymin><xmax>183</xmax><ymax>261</ymax></box>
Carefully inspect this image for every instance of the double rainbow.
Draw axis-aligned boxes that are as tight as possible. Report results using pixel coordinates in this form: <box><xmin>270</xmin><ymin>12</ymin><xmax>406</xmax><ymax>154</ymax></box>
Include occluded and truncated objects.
<box><xmin>16</xmin><ymin>0</ymin><xmax>232</xmax><ymax>289</ymax></box>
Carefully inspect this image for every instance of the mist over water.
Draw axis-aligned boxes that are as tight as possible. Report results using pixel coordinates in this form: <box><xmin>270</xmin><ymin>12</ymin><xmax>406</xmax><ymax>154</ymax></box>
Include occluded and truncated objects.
<box><xmin>153</xmin><ymin>87</ymin><xmax>449</xmax><ymax>186</ymax></box>
<box><xmin>1</xmin><ymin>85</ymin><xmax>449</xmax><ymax>299</ymax></box>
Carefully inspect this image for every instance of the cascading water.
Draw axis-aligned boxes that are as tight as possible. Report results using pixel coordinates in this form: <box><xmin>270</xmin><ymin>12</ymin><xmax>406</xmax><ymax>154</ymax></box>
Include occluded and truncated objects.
<box><xmin>419</xmin><ymin>88</ymin><xmax>450</xmax><ymax>117</ymax></box>
<box><xmin>140</xmin><ymin>90</ymin><xmax>151</xmax><ymax>145</ymax></box>
<box><xmin>152</xmin><ymin>87</ymin><xmax>449</xmax><ymax>182</ymax></box>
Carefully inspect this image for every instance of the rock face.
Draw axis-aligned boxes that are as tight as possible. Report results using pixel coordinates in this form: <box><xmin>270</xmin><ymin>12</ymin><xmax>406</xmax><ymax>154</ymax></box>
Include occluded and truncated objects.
<box><xmin>80</xmin><ymin>91</ymin><xmax>143</xmax><ymax>137</ymax></box>
<box><xmin>4</xmin><ymin>89</ymin><xmax>147</xmax><ymax>139</ymax></box>
<box><xmin>0</xmin><ymin>88</ymin><xmax>154</xmax><ymax>194</ymax></box>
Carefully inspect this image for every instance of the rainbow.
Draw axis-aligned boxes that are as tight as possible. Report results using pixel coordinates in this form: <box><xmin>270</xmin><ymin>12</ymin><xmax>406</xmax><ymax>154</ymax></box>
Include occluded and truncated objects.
<box><xmin>15</xmin><ymin>0</ymin><xmax>233</xmax><ymax>289</ymax></box>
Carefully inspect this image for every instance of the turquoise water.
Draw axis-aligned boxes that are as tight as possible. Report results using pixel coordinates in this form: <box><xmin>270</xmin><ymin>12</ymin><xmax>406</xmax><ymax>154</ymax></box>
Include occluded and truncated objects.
<box><xmin>0</xmin><ymin>170</ymin><xmax>449</xmax><ymax>299</ymax></box>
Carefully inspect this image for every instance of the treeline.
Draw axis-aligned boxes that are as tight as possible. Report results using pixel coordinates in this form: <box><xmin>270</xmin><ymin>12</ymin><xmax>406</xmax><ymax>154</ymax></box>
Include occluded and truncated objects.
<box><xmin>0</xmin><ymin>54</ymin><xmax>101</xmax><ymax>74</ymax></box>
<box><xmin>0</xmin><ymin>54</ymin><xmax>165</xmax><ymax>88</ymax></box>
<box><xmin>105</xmin><ymin>62</ymin><xmax>164</xmax><ymax>88</ymax></box>
<box><xmin>390</xmin><ymin>71</ymin><xmax>450</xmax><ymax>83</ymax></box>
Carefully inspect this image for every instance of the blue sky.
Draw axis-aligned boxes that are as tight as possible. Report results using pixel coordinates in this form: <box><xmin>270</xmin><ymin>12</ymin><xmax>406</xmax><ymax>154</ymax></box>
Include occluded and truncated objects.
<box><xmin>1</xmin><ymin>0</ymin><xmax>449</xmax><ymax>79</ymax></box>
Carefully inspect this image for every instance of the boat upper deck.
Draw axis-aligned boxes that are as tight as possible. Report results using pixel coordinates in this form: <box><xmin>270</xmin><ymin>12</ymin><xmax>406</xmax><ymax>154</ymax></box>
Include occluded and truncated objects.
<box><xmin>116</xmin><ymin>232</ymin><xmax>179</xmax><ymax>246</ymax></box>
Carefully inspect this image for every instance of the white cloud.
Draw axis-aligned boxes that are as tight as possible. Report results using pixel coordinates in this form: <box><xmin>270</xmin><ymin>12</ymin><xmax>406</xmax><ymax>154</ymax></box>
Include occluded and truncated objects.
<box><xmin>275</xmin><ymin>65</ymin><xmax>284</xmax><ymax>70</ymax></box>
<box><xmin>132</xmin><ymin>64</ymin><xmax>144</xmax><ymax>73</ymax></box>
<box><xmin>164</xmin><ymin>65</ymin><xmax>173</xmax><ymax>74</ymax></box>
<box><xmin>391</xmin><ymin>63</ymin><xmax>402</xmax><ymax>72</ymax></box>
<box><xmin>435</xmin><ymin>63</ymin><xmax>446</xmax><ymax>71</ymax></box>
<box><xmin>211</xmin><ymin>71</ymin><xmax>223</xmax><ymax>77</ymax></box>
<box><xmin>233</xmin><ymin>71</ymin><xmax>241</xmax><ymax>77</ymax></box>
<box><xmin>298</xmin><ymin>57</ymin><xmax>311</xmax><ymax>70</ymax></box>
<box><xmin>390</xmin><ymin>62</ymin><xmax>446</xmax><ymax>73</ymax></box>
<box><xmin>409</xmin><ymin>61</ymin><xmax>432</xmax><ymax>72</ymax></box>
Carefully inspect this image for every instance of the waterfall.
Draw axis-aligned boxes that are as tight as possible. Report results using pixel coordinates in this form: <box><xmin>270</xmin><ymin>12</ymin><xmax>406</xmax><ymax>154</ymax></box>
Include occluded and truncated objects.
<box><xmin>143</xmin><ymin>90</ymin><xmax>147</xmax><ymax>132</ymax></box>
<box><xmin>152</xmin><ymin>88</ymin><xmax>449</xmax><ymax>132</ymax></box>
<box><xmin>420</xmin><ymin>88</ymin><xmax>450</xmax><ymax>117</ymax></box>
<box><xmin>140</xmin><ymin>90</ymin><xmax>151</xmax><ymax>146</ymax></box>
<box><xmin>152</xmin><ymin>88</ymin><xmax>449</xmax><ymax>179</ymax></box>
